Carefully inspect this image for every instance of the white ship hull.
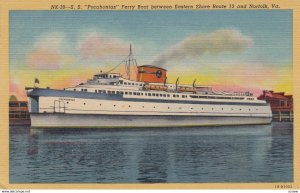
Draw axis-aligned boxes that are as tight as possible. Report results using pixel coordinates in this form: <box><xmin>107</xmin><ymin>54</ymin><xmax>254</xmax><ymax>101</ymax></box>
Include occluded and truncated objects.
<box><xmin>30</xmin><ymin>113</ymin><xmax>272</xmax><ymax>128</ymax></box>
<box><xmin>27</xmin><ymin>86</ymin><xmax>272</xmax><ymax>128</ymax></box>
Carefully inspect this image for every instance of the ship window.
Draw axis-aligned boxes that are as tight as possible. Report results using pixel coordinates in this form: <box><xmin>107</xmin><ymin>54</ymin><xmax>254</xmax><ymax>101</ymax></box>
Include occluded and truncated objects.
<box><xmin>120</xmin><ymin>80</ymin><xmax>123</xmax><ymax>84</ymax></box>
<box><xmin>133</xmin><ymin>92</ymin><xmax>137</xmax><ymax>95</ymax></box>
<box><xmin>108</xmin><ymin>91</ymin><xmax>112</xmax><ymax>94</ymax></box>
<box><xmin>74</xmin><ymin>89</ymin><xmax>76</xmax><ymax>91</ymax></box>
<box><xmin>85</xmin><ymin>89</ymin><xmax>87</xmax><ymax>92</ymax></box>
<box><xmin>160</xmin><ymin>94</ymin><xmax>163</xmax><ymax>97</ymax></box>
<box><xmin>124</xmin><ymin>82</ymin><xmax>127</xmax><ymax>85</ymax></box>
<box><xmin>120</xmin><ymin>91</ymin><xmax>124</xmax><ymax>94</ymax></box>
<box><xmin>116</xmin><ymin>91</ymin><xmax>119</xmax><ymax>94</ymax></box>
<box><xmin>156</xmin><ymin>94</ymin><xmax>159</xmax><ymax>96</ymax></box>
<box><xmin>152</xmin><ymin>93</ymin><xmax>155</xmax><ymax>96</ymax></box>
<box><xmin>141</xmin><ymin>93</ymin><xmax>143</xmax><ymax>95</ymax></box>
<box><xmin>163</xmin><ymin>94</ymin><xmax>166</xmax><ymax>97</ymax></box>
<box><xmin>167</xmin><ymin>94</ymin><xmax>170</xmax><ymax>97</ymax></box>
<box><xmin>9</xmin><ymin>103</ymin><xmax>18</xmax><ymax>107</ymax></box>
<box><xmin>84</xmin><ymin>103</ymin><xmax>86</xmax><ymax>105</ymax></box>
<box><xmin>125</xmin><ymin>92</ymin><xmax>128</xmax><ymax>95</ymax></box>
<box><xmin>173</xmin><ymin>94</ymin><xmax>176</xmax><ymax>97</ymax></box>
<box><xmin>139</xmin><ymin>84</ymin><xmax>142</xmax><ymax>86</ymax></box>
<box><xmin>137</xmin><ymin>92</ymin><xmax>140</xmax><ymax>96</ymax></box>
<box><xmin>135</xmin><ymin>83</ymin><xmax>138</xmax><ymax>86</ymax></box>
<box><xmin>114</xmin><ymin>105</ymin><xmax>116</xmax><ymax>107</ymax></box>
<box><xmin>95</xmin><ymin>90</ymin><xmax>97</xmax><ymax>93</ymax></box>
<box><xmin>20</xmin><ymin>103</ymin><xmax>27</xmax><ymax>107</ymax></box>
<box><xmin>129</xmin><ymin>92</ymin><xmax>132</xmax><ymax>95</ymax></box>
<box><xmin>103</xmin><ymin>90</ymin><xmax>106</xmax><ymax>94</ymax></box>
<box><xmin>113</xmin><ymin>75</ymin><xmax>117</xmax><ymax>78</ymax></box>
<box><xmin>168</xmin><ymin>107</ymin><xmax>170</xmax><ymax>109</ymax></box>
<box><xmin>112</xmin><ymin>91</ymin><xmax>116</xmax><ymax>94</ymax></box>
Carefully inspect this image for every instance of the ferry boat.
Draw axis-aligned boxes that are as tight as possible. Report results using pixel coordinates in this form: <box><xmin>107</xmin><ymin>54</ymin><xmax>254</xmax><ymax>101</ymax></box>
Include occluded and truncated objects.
<box><xmin>26</xmin><ymin>45</ymin><xmax>272</xmax><ymax>128</ymax></box>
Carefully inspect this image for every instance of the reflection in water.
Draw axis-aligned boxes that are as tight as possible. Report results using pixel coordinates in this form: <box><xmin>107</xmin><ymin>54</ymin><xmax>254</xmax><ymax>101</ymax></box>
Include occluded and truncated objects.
<box><xmin>10</xmin><ymin>123</ymin><xmax>293</xmax><ymax>183</ymax></box>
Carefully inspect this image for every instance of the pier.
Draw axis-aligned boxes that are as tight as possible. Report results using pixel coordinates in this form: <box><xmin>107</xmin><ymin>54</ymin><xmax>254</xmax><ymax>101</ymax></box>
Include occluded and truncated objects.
<box><xmin>9</xmin><ymin>97</ymin><xmax>31</xmax><ymax>126</ymax></box>
<box><xmin>258</xmin><ymin>91</ymin><xmax>293</xmax><ymax>122</ymax></box>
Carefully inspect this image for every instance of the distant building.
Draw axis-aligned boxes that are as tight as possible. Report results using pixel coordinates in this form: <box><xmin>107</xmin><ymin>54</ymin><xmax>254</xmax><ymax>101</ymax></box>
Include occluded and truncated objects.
<box><xmin>9</xmin><ymin>101</ymin><xmax>31</xmax><ymax>126</ymax></box>
<box><xmin>258</xmin><ymin>90</ymin><xmax>293</xmax><ymax>122</ymax></box>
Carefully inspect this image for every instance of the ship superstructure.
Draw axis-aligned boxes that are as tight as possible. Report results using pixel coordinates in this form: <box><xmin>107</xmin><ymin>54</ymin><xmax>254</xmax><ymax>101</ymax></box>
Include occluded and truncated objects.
<box><xmin>26</xmin><ymin>46</ymin><xmax>272</xmax><ymax>128</ymax></box>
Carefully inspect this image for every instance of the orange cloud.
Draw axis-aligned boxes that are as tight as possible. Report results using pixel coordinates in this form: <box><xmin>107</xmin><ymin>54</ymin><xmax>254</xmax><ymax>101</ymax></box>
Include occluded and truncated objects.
<box><xmin>78</xmin><ymin>32</ymin><xmax>129</xmax><ymax>60</ymax></box>
<box><xmin>26</xmin><ymin>32</ymin><xmax>67</xmax><ymax>70</ymax></box>
<box><xmin>26</xmin><ymin>48</ymin><xmax>62</xmax><ymax>70</ymax></box>
<box><xmin>10</xmin><ymin>78</ymin><xmax>27</xmax><ymax>100</ymax></box>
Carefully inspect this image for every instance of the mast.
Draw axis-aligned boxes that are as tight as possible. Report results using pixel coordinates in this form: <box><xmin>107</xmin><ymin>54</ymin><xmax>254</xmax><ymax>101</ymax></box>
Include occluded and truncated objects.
<box><xmin>126</xmin><ymin>44</ymin><xmax>133</xmax><ymax>80</ymax></box>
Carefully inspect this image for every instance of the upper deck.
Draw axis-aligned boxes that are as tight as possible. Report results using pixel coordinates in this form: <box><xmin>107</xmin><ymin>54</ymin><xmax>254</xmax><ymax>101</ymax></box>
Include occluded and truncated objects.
<box><xmin>63</xmin><ymin>71</ymin><xmax>260</xmax><ymax>103</ymax></box>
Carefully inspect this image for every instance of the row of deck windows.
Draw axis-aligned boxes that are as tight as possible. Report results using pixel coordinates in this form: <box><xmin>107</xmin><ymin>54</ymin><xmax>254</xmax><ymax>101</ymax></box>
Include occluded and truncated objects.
<box><xmin>119</xmin><ymin>80</ymin><xmax>143</xmax><ymax>87</ymax></box>
<box><xmin>73</xmin><ymin>88</ymin><xmax>253</xmax><ymax>100</ymax></box>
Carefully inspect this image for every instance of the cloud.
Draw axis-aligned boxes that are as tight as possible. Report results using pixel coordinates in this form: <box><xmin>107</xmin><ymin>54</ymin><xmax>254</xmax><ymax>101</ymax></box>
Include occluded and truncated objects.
<box><xmin>10</xmin><ymin>78</ymin><xmax>27</xmax><ymax>100</ymax></box>
<box><xmin>152</xmin><ymin>29</ymin><xmax>253</xmax><ymax>66</ymax></box>
<box><xmin>78</xmin><ymin>32</ymin><xmax>129</xmax><ymax>60</ymax></box>
<box><xmin>26</xmin><ymin>32</ymin><xmax>66</xmax><ymax>70</ymax></box>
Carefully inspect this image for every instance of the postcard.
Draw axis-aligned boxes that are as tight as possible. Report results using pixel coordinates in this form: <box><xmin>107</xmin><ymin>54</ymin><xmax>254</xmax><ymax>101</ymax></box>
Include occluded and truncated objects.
<box><xmin>0</xmin><ymin>0</ymin><xmax>299</xmax><ymax>190</ymax></box>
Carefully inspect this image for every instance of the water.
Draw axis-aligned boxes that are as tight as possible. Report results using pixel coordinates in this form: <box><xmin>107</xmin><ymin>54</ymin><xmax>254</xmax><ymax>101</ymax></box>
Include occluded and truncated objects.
<box><xmin>10</xmin><ymin>122</ymin><xmax>293</xmax><ymax>183</ymax></box>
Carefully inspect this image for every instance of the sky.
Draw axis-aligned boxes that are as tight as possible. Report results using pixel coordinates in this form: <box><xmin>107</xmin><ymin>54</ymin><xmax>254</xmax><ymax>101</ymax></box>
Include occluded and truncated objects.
<box><xmin>9</xmin><ymin>10</ymin><xmax>292</xmax><ymax>100</ymax></box>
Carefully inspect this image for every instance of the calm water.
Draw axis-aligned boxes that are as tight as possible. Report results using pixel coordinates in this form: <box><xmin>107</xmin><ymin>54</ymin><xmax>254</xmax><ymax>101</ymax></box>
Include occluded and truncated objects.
<box><xmin>10</xmin><ymin>122</ymin><xmax>293</xmax><ymax>183</ymax></box>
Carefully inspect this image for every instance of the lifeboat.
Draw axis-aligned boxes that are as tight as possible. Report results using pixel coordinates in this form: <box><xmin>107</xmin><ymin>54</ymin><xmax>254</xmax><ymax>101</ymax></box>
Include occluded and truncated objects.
<box><xmin>178</xmin><ymin>86</ymin><xmax>195</xmax><ymax>93</ymax></box>
<box><xmin>144</xmin><ymin>84</ymin><xmax>168</xmax><ymax>91</ymax></box>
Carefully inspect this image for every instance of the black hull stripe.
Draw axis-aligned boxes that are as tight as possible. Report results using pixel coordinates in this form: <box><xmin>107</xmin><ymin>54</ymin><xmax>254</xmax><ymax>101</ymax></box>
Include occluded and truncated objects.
<box><xmin>27</xmin><ymin>88</ymin><xmax>269</xmax><ymax>106</ymax></box>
